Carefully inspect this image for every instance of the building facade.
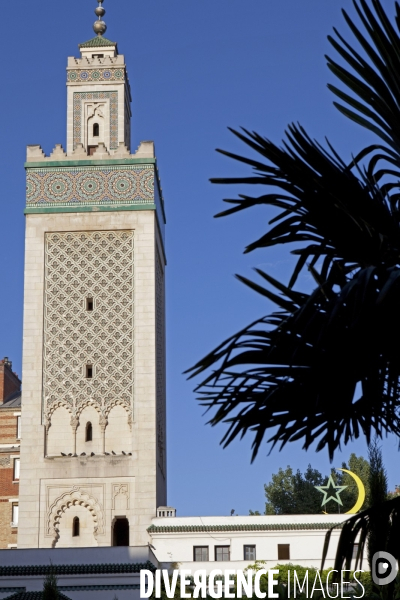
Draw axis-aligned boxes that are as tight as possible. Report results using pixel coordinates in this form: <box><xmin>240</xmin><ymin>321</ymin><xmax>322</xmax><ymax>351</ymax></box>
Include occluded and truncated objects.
<box><xmin>147</xmin><ymin>513</ymin><xmax>364</xmax><ymax>572</ymax></box>
<box><xmin>0</xmin><ymin>358</ymin><xmax>21</xmax><ymax>549</ymax></box>
<box><xmin>18</xmin><ymin>0</ymin><xmax>167</xmax><ymax>549</ymax></box>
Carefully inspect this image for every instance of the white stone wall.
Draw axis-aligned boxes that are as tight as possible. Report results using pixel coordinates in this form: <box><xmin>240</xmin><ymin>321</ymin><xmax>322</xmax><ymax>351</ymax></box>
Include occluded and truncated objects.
<box><xmin>149</xmin><ymin>514</ymin><xmax>368</xmax><ymax>572</ymax></box>
<box><xmin>18</xmin><ymin>209</ymin><xmax>166</xmax><ymax>548</ymax></box>
<box><xmin>66</xmin><ymin>81</ymin><xmax>127</xmax><ymax>154</ymax></box>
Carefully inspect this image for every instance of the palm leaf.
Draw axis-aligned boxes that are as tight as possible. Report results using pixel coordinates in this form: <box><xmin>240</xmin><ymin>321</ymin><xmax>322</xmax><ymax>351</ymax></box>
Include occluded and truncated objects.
<box><xmin>327</xmin><ymin>0</ymin><xmax>400</xmax><ymax>177</ymax></box>
<box><xmin>188</xmin><ymin>265</ymin><xmax>400</xmax><ymax>460</ymax></box>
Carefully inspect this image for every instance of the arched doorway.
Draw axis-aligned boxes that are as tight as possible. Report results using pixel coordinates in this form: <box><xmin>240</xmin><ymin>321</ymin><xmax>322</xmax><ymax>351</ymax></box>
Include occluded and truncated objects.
<box><xmin>112</xmin><ymin>517</ymin><xmax>129</xmax><ymax>546</ymax></box>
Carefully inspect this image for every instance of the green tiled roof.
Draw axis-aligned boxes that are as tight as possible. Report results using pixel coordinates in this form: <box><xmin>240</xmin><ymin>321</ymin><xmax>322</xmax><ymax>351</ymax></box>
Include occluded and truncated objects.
<box><xmin>79</xmin><ymin>36</ymin><xmax>117</xmax><ymax>48</ymax></box>
<box><xmin>4</xmin><ymin>594</ymin><xmax>71</xmax><ymax>600</ymax></box>
<box><xmin>0</xmin><ymin>560</ymin><xmax>155</xmax><ymax>577</ymax></box>
<box><xmin>148</xmin><ymin>523</ymin><xmax>343</xmax><ymax>534</ymax></box>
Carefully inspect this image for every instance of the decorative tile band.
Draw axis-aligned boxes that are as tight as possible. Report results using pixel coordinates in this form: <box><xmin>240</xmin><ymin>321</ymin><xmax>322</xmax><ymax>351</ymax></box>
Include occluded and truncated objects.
<box><xmin>68</xmin><ymin>68</ymin><xmax>125</xmax><ymax>83</ymax></box>
<box><xmin>26</xmin><ymin>165</ymin><xmax>154</xmax><ymax>207</ymax></box>
<box><xmin>73</xmin><ymin>91</ymin><xmax>118</xmax><ymax>150</ymax></box>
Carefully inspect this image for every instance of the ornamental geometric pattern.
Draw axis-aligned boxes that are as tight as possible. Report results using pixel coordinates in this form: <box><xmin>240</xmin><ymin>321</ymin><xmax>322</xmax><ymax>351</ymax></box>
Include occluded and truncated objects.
<box><xmin>43</xmin><ymin>231</ymin><xmax>134</xmax><ymax>420</ymax></box>
<box><xmin>26</xmin><ymin>165</ymin><xmax>154</xmax><ymax>207</ymax></box>
<box><xmin>73</xmin><ymin>91</ymin><xmax>118</xmax><ymax>150</ymax></box>
<box><xmin>68</xmin><ymin>68</ymin><xmax>125</xmax><ymax>83</ymax></box>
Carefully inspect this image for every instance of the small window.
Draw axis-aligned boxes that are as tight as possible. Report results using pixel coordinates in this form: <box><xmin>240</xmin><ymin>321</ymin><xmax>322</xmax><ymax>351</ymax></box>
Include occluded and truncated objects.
<box><xmin>93</xmin><ymin>123</ymin><xmax>99</xmax><ymax>137</ymax></box>
<box><xmin>72</xmin><ymin>517</ymin><xmax>80</xmax><ymax>537</ymax></box>
<box><xmin>86</xmin><ymin>422</ymin><xmax>93</xmax><ymax>442</ymax></box>
<box><xmin>215</xmin><ymin>546</ymin><xmax>230</xmax><ymax>561</ymax></box>
<box><xmin>278</xmin><ymin>544</ymin><xmax>290</xmax><ymax>560</ymax></box>
<box><xmin>92</xmin><ymin>54</ymin><xmax>104</xmax><ymax>59</ymax></box>
<box><xmin>16</xmin><ymin>416</ymin><xmax>21</xmax><ymax>440</ymax></box>
<box><xmin>244</xmin><ymin>545</ymin><xmax>256</xmax><ymax>561</ymax></box>
<box><xmin>194</xmin><ymin>546</ymin><xmax>209</xmax><ymax>561</ymax></box>
<box><xmin>13</xmin><ymin>458</ymin><xmax>20</xmax><ymax>481</ymax></box>
<box><xmin>86</xmin><ymin>365</ymin><xmax>93</xmax><ymax>379</ymax></box>
<box><xmin>86</xmin><ymin>297</ymin><xmax>94</xmax><ymax>311</ymax></box>
<box><xmin>113</xmin><ymin>517</ymin><xmax>130</xmax><ymax>546</ymax></box>
<box><xmin>11</xmin><ymin>504</ymin><xmax>18</xmax><ymax>527</ymax></box>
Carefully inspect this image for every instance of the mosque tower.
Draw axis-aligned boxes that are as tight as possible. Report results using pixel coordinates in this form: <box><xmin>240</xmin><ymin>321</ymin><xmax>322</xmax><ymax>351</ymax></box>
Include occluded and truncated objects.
<box><xmin>18</xmin><ymin>0</ymin><xmax>167</xmax><ymax>548</ymax></box>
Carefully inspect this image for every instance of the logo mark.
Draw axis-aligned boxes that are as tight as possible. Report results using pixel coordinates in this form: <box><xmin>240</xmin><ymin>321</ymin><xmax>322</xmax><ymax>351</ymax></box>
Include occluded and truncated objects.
<box><xmin>314</xmin><ymin>469</ymin><xmax>366</xmax><ymax>514</ymax></box>
<box><xmin>372</xmin><ymin>551</ymin><xmax>398</xmax><ymax>585</ymax></box>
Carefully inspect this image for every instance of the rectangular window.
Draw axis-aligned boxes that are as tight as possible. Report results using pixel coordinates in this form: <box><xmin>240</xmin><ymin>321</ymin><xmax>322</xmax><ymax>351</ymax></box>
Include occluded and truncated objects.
<box><xmin>86</xmin><ymin>365</ymin><xmax>93</xmax><ymax>379</ymax></box>
<box><xmin>11</xmin><ymin>504</ymin><xmax>18</xmax><ymax>527</ymax></box>
<box><xmin>16</xmin><ymin>416</ymin><xmax>21</xmax><ymax>440</ymax></box>
<box><xmin>277</xmin><ymin>544</ymin><xmax>290</xmax><ymax>560</ymax></box>
<box><xmin>86</xmin><ymin>297</ymin><xmax>94</xmax><ymax>311</ymax></box>
<box><xmin>215</xmin><ymin>546</ymin><xmax>230</xmax><ymax>561</ymax></box>
<box><xmin>194</xmin><ymin>546</ymin><xmax>209</xmax><ymax>562</ymax></box>
<box><xmin>13</xmin><ymin>458</ymin><xmax>20</xmax><ymax>481</ymax></box>
<box><xmin>244</xmin><ymin>545</ymin><xmax>256</xmax><ymax>561</ymax></box>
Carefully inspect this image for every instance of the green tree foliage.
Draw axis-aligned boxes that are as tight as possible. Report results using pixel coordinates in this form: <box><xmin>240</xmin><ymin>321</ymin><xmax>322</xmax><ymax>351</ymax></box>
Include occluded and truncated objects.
<box><xmin>263</xmin><ymin>465</ymin><xmax>327</xmax><ymax>514</ymax></box>
<box><xmin>43</xmin><ymin>563</ymin><xmax>59</xmax><ymax>600</ymax></box>
<box><xmin>341</xmin><ymin>453</ymin><xmax>371</xmax><ymax>509</ymax></box>
<box><xmin>253</xmin><ymin>455</ymin><xmax>370</xmax><ymax>515</ymax></box>
<box><xmin>388</xmin><ymin>485</ymin><xmax>400</xmax><ymax>499</ymax></box>
<box><xmin>367</xmin><ymin>439</ymin><xmax>388</xmax><ymax>570</ymax></box>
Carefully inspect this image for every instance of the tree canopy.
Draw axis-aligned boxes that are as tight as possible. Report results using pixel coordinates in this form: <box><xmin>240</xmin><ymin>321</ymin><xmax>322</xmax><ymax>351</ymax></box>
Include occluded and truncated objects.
<box><xmin>250</xmin><ymin>454</ymin><xmax>370</xmax><ymax>514</ymax></box>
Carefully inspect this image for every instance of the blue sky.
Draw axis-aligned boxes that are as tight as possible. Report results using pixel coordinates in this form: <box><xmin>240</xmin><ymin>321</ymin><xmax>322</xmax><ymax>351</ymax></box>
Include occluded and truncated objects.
<box><xmin>1</xmin><ymin>0</ymin><xmax>399</xmax><ymax>516</ymax></box>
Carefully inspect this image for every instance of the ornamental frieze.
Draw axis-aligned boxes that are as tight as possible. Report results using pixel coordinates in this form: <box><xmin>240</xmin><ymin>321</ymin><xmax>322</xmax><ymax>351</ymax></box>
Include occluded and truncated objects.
<box><xmin>26</xmin><ymin>165</ymin><xmax>155</xmax><ymax>207</ymax></box>
<box><xmin>67</xmin><ymin>68</ymin><xmax>125</xmax><ymax>83</ymax></box>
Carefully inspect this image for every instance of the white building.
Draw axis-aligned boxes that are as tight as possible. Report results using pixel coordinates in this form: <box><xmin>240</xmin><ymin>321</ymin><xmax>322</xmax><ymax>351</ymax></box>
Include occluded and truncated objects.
<box><xmin>148</xmin><ymin>513</ymin><xmax>352</xmax><ymax>572</ymax></box>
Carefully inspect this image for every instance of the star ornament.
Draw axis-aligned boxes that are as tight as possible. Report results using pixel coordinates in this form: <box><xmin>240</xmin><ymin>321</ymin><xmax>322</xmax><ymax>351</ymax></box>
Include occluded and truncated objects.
<box><xmin>315</xmin><ymin>475</ymin><xmax>347</xmax><ymax>507</ymax></box>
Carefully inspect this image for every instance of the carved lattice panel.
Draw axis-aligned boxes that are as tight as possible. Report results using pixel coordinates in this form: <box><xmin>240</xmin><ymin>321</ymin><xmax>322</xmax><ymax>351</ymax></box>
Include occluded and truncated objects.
<box><xmin>43</xmin><ymin>231</ymin><xmax>134</xmax><ymax>420</ymax></box>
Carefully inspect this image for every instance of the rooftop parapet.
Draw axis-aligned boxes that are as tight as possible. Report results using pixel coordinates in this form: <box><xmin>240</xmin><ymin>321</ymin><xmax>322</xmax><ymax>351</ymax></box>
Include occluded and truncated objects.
<box><xmin>26</xmin><ymin>141</ymin><xmax>155</xmax><ymax>162</ymax></box>
<box><xmin>67</xmin><ymin>54</ymin><xmax>125</xmax><ymax>67</ymax></box>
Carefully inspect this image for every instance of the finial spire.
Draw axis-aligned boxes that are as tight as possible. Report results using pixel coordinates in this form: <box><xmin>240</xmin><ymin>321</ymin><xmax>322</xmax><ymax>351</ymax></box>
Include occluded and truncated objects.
<box><xmin>93</xmin><ymin>0</ymin><xmax>107</xmax><ymax>37</ymax></box>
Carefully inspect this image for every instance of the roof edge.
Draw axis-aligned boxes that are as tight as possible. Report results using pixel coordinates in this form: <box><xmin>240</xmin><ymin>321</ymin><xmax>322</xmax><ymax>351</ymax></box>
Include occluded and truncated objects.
<box><xmin>79</xmin><ymin>36</ymin><xmax>117</xmax><ymax>48</ymax></box>
<box><xmin>147</xmin><ymin>522</ymin><xmax>344</xmax><ymax>533</ymax></box>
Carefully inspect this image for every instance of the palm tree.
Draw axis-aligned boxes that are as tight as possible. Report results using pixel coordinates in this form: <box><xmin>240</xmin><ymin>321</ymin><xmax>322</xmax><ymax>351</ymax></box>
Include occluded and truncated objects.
<box><xmin>43</xmin><ymin>562</ymin><xmax>59</xmax><ymax>600</ymax></box>
<box><xmin>187</xmin><ymin>0</ymin><xmax>400</xmax><ymax>584</ymax></box>
<box><xmin>187</xmin><ymin>0</ymin><xmax>400</xmax><ymax>463</ymax></box>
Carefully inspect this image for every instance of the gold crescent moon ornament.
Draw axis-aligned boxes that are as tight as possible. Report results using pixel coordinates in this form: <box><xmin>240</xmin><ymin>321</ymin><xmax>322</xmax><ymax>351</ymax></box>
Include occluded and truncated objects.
<box><xmin>337</xmin><ymin>468</ymin><xmax>366</xmax><ymax>514</ymax></box>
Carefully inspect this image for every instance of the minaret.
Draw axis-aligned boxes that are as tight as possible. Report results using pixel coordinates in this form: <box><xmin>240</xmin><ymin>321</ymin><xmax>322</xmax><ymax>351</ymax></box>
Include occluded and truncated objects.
<box><xmin>18</xmin><ymin>1</ymin><xmax>167</xmax><ymax>548</ymax></box>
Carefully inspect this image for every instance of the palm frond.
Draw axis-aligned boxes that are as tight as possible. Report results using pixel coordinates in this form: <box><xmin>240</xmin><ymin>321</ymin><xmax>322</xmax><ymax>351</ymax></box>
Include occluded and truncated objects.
<box><xmin>321</xmin><ymin>496</ymin><xmax>400</xmax><ymax>592</ymax></box>
<box><xmin>327</xmin><ymin>0</ymin><xmax>400</xmax><ymax>177</ymax></box>
<box><xmin>187</xmin><ymin>266</ymin><xmax>400</xmax><ymax>460</ymax></box>
<box><xmin>212</xmin><ymin>125</ymin><xmax>400</xmax><ymax>287</ymax></box>
<box><xmin>189</xmin><ymin>0</ymin><xmax>400</xmax><ymax>461</ymax></box>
